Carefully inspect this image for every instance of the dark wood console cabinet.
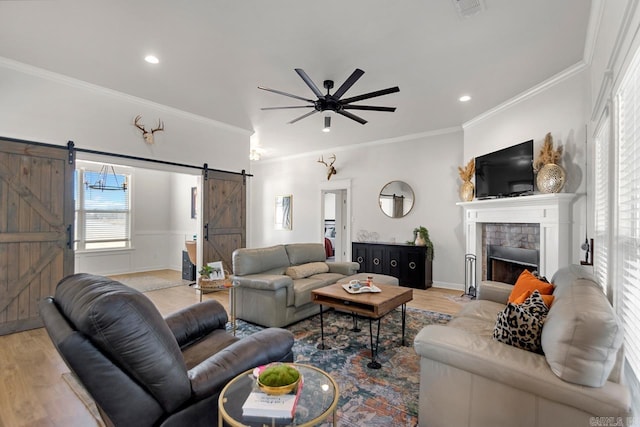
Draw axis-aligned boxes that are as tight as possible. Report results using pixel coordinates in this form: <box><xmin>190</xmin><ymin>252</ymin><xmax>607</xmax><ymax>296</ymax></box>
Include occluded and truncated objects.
<box><xmin>352</xmin><ymin>242</ymin><xmax>432</xmax><ymax>289</ymax></box>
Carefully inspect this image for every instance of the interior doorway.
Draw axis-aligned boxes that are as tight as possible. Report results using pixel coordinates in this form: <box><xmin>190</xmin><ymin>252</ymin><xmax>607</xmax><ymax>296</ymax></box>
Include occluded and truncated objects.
<box><xmin>322</xmin><ymin>188</ymin><xmax>348</xmax><ymax>262</ymax></box>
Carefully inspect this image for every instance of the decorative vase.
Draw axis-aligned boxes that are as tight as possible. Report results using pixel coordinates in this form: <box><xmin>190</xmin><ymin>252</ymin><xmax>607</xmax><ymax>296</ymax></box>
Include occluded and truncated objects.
<box><xmin>415</xmin><ymin>235</ymin><xmax>426</xmax><ymax>246</ymax></box>
<box><xmin>459</xmin><ymin>181</ymin><xmax>474</xmax><ymax>201</ymax></box>
<box><xmin>536</xmin><ymin>163</ymin><xmax>566</xmax><ymax>194</ymax></box>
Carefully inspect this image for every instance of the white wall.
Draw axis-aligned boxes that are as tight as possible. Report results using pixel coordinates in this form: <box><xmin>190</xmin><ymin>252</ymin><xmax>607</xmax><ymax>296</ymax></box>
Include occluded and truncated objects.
<box><xmin>250</xmin><ymin>130</ymin><xmax>465</xmax><ymax>289</ymax></box>
<box><xmin>463</xmin><ymin>68</ymin><xmax>590</xmax><ymax>266</ymax></box>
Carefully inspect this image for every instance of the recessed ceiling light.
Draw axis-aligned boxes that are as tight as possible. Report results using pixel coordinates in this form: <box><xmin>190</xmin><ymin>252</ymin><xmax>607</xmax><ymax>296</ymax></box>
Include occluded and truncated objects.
<box><xmin>144</xmin><ymin>55</ymin><xmax>159</xmax><ymax>64</ymax></box>
<box><xmin>459</xmin><ymin>95</ymin><xmax>471</xmax><ymax>102</ymax></box>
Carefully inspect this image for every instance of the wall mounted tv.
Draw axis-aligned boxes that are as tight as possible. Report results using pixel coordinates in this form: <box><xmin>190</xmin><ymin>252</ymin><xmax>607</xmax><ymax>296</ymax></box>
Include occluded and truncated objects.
<box><xmin>474</xmin><ymin>140</ymin><xmax>534</xmax><ymax>199</ymax></box>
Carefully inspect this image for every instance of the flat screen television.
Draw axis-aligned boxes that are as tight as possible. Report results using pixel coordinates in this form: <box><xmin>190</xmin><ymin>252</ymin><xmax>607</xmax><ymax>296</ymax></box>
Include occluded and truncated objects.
<box><xmin>474</xmin><ymin>140</ymin><xmax>534</xmax><ymax>198</ymax></box>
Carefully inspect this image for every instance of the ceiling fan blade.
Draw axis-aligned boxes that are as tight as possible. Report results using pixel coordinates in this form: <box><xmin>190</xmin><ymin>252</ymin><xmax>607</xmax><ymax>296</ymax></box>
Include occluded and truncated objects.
<box><xmin>337</xmin><ymin>110</ymin><xmax>367</xmax><ymax>125</ymax></box>
<box><xmin>288</xmin><ymin>110</ymin><xmax>318</xmax><ymax>124</ymax></box>
<box><xmin>343</xmin><ymin>105</ymin><xmax>396</xmax><ymax>112</ymax></box>
<box><xmin>341</xmin><ymin>86</ymin><xmax>400</xmax><ymax>105</ymax></box>
<box><xmin>258</xmin><ymin>86</ymin><xmax>315</xmax><ymax>103</ymax></box>
<box><xmin>294</xmin><ymin>68</ymin><xmax>324</xmax><ymax>99</ymax></box>
<box><xmin>261</xmin><ymin>106</ymin><xmax>315</xmax><ymax>110</ymax></box>
<box><xmin>333</xmin><ymin>68</ymin><xmax>365</xmax><ymax>99</ymax></box>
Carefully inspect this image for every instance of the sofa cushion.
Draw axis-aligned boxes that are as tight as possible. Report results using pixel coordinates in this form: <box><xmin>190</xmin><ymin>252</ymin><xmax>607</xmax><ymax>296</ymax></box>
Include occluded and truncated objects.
<box><xmin>285</xmin><ymin>243</ymin><xmax>326</xmax><ymax>265</ymax></box>
<box><xmin>508</xmin><ymin>269</ymin><xmax>555</xmax><ymax>303</ymax></box>
<box><xmin>541</xmin><ymin>278</ymin><xmax>624</xmax><ymax>387</ymax></box>
<box><xmin>285</xmin><ymin>262</ymin><xmax>329</xmax><ymax>279</ymax></box>
<box><xmin>455</xmin><ymin>299</ymin><xmax>506</xmax><ymax>323</ymax></box>
<box><xmin>233</xmin><ymin>245</ymin><xmax>289</xmax><ymax>276</ymax></box>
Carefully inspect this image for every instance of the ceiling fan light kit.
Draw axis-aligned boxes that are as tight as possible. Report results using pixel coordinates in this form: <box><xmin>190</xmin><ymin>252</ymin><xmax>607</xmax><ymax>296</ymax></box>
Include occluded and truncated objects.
<box><xmin>259</xmin><ymin>68</ymin><xmax>399</xmax><ymax>130</ymax></box>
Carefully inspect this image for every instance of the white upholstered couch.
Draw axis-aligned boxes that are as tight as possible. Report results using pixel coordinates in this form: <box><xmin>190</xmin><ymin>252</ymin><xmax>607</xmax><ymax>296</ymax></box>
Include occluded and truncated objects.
<box><xmin>414</xmin><ymin>265</ymin><xmax>631</xmax><ymax>427</ymax></box>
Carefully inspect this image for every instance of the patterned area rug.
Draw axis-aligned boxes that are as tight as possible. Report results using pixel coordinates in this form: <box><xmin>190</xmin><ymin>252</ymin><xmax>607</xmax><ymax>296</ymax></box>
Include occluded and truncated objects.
<box><xmin>232</xmin><ymin>307</ymin><xmax>452</xmax><ymax>426</ymax></box>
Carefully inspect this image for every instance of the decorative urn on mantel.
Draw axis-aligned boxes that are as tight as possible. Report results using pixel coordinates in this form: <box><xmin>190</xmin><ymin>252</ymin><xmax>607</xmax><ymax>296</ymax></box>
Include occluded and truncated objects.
<box><xmin>457</xmin><ymin>158</ymin><xmax>475</xmax><ymax>201</ymax></box>
<box><xmin>534</xmin><ymin>133</ymin><xmax>566</xmax><ymax>194</ymax></box>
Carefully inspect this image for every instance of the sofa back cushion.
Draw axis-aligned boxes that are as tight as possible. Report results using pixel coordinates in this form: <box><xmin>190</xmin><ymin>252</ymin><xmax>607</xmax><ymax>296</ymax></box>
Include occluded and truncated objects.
<box><xmin>285</xmin><ymin>243</ymin><xmax>326</xmax><ymax>265</ymax></box>
<box><xmin>55</xmin><ymin>273</ymin><xmax>191</xmax><ymax>412</ymax></box>
<box><xmin>541</xmin><ymin>266</ymin><xmax>624</xmax><ymax>387</ymax></box>
<box><xmin>233</xmin><ymin>245</ymin><xmax>289</xmax><ymax>276</ymax></box>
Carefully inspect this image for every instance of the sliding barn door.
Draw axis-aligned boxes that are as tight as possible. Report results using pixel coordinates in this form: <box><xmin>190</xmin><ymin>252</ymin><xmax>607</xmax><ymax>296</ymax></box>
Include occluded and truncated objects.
<box><xmin>0</xmin><ymin>138</ymin><xmax>74</xmax><ymax>335</ymax></box>
<box><xmin>201</xmin><ymin>170</ymin><xmax>246</xmax><ymax>274</ymax></box>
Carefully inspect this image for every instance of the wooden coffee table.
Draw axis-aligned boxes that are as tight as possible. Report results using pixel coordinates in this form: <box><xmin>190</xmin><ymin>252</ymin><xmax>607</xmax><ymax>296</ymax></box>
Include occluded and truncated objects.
<box><xmin>311</xmin><ymin>283</ymin><xmax>413</xmax><ymax>369</ymax></box>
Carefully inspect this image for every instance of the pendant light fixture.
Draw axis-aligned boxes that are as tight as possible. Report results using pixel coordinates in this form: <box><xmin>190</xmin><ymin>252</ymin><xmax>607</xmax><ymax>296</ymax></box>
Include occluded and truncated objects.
<box><xmin>84</xmin><ymin>164</ymin><xmax>127</xmax><ymax>191</ymax></box>
<box><xmin>322</xmin><ymin>116</ymin><xmax>331</xmax><ymax>132</ymax></box>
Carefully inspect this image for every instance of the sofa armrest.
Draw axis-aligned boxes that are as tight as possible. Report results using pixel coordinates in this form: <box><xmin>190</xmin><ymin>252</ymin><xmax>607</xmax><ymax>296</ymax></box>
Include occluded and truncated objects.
<box><xmin>231</xmin><ymin>274</ymin><xmax>293</xmax><ymax>291</ymax></box>
<box><xmin>327</xmin><ymin>261</ymin><xmax>360</xmax><ymax>276</ymax></box>
<box><xmin>476</xmin><ymin>280</ymin><xmax>511</xmax><ymax>304</ymax></box>
<box><xmin>188</xmin><ymin>328</ymin><xmax>294</xmax><ymax>399</ymax></box>
<box><xmin>414</xmin><ymin>325</ymin><xmax>631</xmax><ymax>416</ymax></box>
<box><xmin>164</xmin><ymin>300</ymin><xmax>228</xmax><ymax>348</ymax></box>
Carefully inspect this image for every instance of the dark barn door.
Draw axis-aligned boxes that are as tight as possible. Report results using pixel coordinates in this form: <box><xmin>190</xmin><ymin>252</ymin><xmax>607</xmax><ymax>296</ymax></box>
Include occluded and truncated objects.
<box><xmin>0</xmin><ymin>138</ymin><xmax>74</xmax><ymax>335</ymax></box>
<box><xmin>201</xmin><ymin>170</ymin><xmax>246</xmax><ymax>274</ymax></box>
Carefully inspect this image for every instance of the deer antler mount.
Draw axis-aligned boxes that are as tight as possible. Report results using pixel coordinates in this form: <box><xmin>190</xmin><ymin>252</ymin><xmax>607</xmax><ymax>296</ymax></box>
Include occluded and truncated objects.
<box><xmin>318</xmin><ymin>154</ymin><xmax>337</xmax><ymax>180</ymax></box>
<box><xmin>134</xmin><ymin>115</ymin><xmax>164</xmax><ymax>144</ymax></box>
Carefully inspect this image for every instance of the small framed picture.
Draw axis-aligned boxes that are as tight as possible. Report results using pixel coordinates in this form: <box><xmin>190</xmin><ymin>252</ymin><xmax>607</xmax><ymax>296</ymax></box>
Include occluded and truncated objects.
<box><xmin>207</xmin><ymin>261</ymin><xmax>224</xmax><ymax>279</ymax></box>
<box><xmin>191</xmin><ymin>187</ymin><xmax>197</xmax><ymax>219</ymax></box>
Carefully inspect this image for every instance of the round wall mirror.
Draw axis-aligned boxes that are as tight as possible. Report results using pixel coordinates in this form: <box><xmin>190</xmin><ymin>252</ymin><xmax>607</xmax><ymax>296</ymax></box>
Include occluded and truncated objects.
<box><xmin>379</xmin><ymin>181</ymin><xmax>414</xmax><ymax>218</ymax></box>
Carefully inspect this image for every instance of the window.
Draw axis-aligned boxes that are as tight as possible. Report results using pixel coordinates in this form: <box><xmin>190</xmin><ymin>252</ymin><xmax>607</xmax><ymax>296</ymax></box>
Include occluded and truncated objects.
<box><xmin>614</xmin><ymin>46</ymin><xmax>640</xmax><ymax>381</ymax></box>
<box><xmin>75</xmin><ymin>163</ymin><xmax>131</xmax><ymax>250</ymax></box>
<box><xmin>593</xmin><ymin>114</ymin><xmax>610</xmax><ymax>294</ymax></box>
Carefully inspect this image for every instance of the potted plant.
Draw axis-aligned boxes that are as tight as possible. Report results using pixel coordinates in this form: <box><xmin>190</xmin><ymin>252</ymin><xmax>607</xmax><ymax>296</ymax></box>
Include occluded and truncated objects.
<box><xmin>406</xmin><ymin>226</ymin><xmax>434</xmax><ymax>286</ymax></box>
<box><xmin>198</xmin><ymin>265</ymin><xmax>213</xmax><ymax>278</ymax></box>
<box><xmin>408</xmin><ymin>226</ymin><xmax>434</xmax><ymax>261</ymax></box>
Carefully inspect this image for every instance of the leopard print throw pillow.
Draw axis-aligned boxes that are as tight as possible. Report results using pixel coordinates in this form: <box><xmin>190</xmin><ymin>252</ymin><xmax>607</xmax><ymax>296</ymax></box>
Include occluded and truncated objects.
<box><xmin>493</xmin><ymin>290</ymin><xmax>549</xmax><ymax>353</ymax></box>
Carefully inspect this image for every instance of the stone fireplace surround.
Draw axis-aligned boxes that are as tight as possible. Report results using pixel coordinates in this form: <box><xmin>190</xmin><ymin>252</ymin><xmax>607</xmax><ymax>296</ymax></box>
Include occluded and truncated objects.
<box><xmin>458</xmin><ymin>193</ymin><xmax>576</xmax><ymax>282</ymax></box>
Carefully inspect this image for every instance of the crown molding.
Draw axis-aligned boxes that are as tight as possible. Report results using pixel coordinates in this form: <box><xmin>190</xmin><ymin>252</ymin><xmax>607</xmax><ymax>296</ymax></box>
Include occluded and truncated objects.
<box><xmin>256</xmin><ymin>126</ymin><xmax>462</xmax><ymax>164</ymax></box>
<box><xmin>463</xmin><ymin>61</ymin><xmax>587</xmax><ymax>130</ymax></box>
<box><xmin>0</xmin><ymin>56</ymin><xmax>253</xmax><ymax>136</ymax></box>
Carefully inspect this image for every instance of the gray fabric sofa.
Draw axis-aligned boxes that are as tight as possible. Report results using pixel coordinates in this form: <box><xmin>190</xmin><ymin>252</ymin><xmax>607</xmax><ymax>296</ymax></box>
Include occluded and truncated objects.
<box><xmin>232</xmin><ymin>243</ymin><xmax>359</xmax><ymax>327</ymax></box>
<box><xmin>414</xmin><ymin>265</ymin><xmax>631</xmax><ymax>427</ymax></box>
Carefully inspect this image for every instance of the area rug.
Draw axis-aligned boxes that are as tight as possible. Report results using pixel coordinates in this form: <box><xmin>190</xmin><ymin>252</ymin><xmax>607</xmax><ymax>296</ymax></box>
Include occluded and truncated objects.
<box><xmin>107</xmin><ymin>275</ymin><xmax>191</xmax><ymax>293</ymax></box>
<box><xmin>232</xmin><ymin>307</ymin><xmax>452</xmax><ymax>426</ymax></box>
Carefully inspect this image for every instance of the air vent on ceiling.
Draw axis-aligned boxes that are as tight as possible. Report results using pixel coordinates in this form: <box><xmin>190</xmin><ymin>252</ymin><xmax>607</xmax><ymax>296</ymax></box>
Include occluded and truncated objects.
<box><xmin>453</xmin><ymin>0</ymin><xmax>485</xmax><ymax>18</ymax></box>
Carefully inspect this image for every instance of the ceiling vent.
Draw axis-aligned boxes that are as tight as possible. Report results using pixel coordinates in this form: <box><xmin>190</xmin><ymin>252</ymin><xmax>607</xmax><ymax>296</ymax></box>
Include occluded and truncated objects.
<box><xmin>453</xmin><ymin>0</ymin><xmax>485</xmax><ymax>18</ymax></box>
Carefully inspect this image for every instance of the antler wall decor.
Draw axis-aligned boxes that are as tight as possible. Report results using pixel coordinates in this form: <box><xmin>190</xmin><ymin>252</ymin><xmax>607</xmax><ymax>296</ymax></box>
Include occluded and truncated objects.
<box><xmin>318</xmin><ymin>154</ymin><xmax>337</xmax><ymax>180</ymax></box>
<box><xmin>134</xmin><ymin>115</ymin><xmax>164</xmax><ymax>144</ymax></box>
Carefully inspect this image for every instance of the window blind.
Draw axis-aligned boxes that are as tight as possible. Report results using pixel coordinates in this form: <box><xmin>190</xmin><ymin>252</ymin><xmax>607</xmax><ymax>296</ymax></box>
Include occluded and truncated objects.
<box><xmin>594</xmin><ymin>116</ymin><xmax>610</xmax><ymax>293</ymax></box>
<box><xmin>75</xmin><ymin>166</ymin><xmax>131</xmax><ymax>250</ymax></box>
<box><xmin>615</xmin><ymin>49</ymin><xmax>640</xmax><ymax>376</ymax></box>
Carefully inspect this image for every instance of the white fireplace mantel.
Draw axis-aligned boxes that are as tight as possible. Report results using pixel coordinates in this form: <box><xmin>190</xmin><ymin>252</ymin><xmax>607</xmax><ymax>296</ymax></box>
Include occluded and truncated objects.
<box><xmin>457</xmin><ymin>193</ymin><xmax>577</xmax><ymax>279</ymax></box>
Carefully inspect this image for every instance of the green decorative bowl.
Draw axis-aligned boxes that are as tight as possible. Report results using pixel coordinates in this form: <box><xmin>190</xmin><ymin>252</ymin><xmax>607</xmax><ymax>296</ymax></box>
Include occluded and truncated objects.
<box><xmin>257</xmin><ymin>364</ymin><xmax>300</xmax><ymax>395</ymax></box>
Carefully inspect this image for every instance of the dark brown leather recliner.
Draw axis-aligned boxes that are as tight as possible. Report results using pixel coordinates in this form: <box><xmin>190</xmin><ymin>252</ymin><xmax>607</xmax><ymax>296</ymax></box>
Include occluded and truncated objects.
<box><xmin>40</xmin><ymin>273</ymin><xmax>294</xmax><ymax>427</ymax></box>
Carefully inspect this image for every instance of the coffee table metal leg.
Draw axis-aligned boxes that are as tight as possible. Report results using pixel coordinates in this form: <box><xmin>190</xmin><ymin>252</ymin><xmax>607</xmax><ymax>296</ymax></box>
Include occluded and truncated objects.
<box><xmin>351</xmin><ymin>313</ymin><xmax>361</xmax><ymax>332</ymax></box>
<box><xmin>317</xmin><ymin>304</ymin><xmax>331</xmax><ymax>350</ymax></box>
<box><xmin>367</xmin><ymin>318</ymin><xmax>382</xmax><ymax>369</ymax></box>
<box><xmin>401</xmin><ymin>303</ymin><xmax>407</xmax><ymax>346</ymax></box>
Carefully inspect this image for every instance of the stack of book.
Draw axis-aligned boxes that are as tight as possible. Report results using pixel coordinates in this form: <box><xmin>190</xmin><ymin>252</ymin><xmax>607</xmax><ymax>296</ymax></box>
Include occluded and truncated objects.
<box><xmin>241</xmin><ymin>377</ymin><xmax>303</xmax><ymax>422</ymax></box>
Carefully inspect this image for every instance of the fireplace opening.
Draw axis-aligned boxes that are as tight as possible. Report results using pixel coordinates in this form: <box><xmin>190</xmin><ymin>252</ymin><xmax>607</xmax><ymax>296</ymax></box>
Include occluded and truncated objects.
<box><xmin>486</xmin><ymin>245</ymin><xmax>539</xmax><ymax>285</ymax></box>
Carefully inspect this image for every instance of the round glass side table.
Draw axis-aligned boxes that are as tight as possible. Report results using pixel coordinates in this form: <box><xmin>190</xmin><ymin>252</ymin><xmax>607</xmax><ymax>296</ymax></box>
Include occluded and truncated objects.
<box><xmin>218</xmin><ymin>363</ymin><xmax>339</xmax><ymax>426</ymax></box>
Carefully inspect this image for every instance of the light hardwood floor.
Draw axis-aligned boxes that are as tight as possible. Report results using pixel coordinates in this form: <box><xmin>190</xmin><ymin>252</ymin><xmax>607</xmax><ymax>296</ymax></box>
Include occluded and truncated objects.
<box><xmin>0</xmin><ymin>270</ymin><xmax>464</xmax><ymax>427</ymax></box>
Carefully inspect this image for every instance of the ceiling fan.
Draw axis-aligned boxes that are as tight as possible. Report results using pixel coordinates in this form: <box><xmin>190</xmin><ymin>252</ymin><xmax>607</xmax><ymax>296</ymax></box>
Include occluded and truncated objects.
<box><xmin>258</xmin><ymin>68</ymin><xmax>399</xmax><ymax>129</ymax></box>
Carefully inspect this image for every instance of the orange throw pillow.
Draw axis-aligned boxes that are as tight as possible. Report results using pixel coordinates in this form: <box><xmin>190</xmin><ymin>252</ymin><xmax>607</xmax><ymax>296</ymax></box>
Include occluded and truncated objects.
<box><xmin>512</xmin><ymin>289</ymin><xmax>555</xmax><ymax>308</ymax></box>
<box><xmin>508</xmin><ymin>270</ymin><xmax>555</xmax><ymax>303</ymax></box>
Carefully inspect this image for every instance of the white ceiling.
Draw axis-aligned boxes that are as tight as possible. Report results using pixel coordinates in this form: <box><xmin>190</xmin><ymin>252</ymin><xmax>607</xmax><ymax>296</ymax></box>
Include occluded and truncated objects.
<box><xmin>0</xmin><ymin>0</ymin><xmax>592</xmax><ymax>159</ymax></box>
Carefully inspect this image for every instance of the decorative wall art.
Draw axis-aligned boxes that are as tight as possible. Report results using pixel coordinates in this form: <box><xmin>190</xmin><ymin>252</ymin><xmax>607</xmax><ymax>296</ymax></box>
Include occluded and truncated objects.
<box><xmin>275</xmin><ymin>195</ymin><xmax>292</xmax><ymax>230</ymax></box>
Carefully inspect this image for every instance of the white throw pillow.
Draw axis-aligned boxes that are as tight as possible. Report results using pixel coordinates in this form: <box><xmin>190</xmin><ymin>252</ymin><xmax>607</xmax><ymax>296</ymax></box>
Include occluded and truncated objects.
<box><xmin>285</xmin><ymin>262</ymin><xmax>329</xmax><ymax>279</ymax></box>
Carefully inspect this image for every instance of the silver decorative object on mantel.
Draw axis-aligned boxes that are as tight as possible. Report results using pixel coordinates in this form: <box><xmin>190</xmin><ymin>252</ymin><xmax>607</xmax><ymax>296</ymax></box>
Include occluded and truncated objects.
<box><xmin>536</xmin><ymin>163</ymin><xmax>566</xmax><ymax>193</ymax></box>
